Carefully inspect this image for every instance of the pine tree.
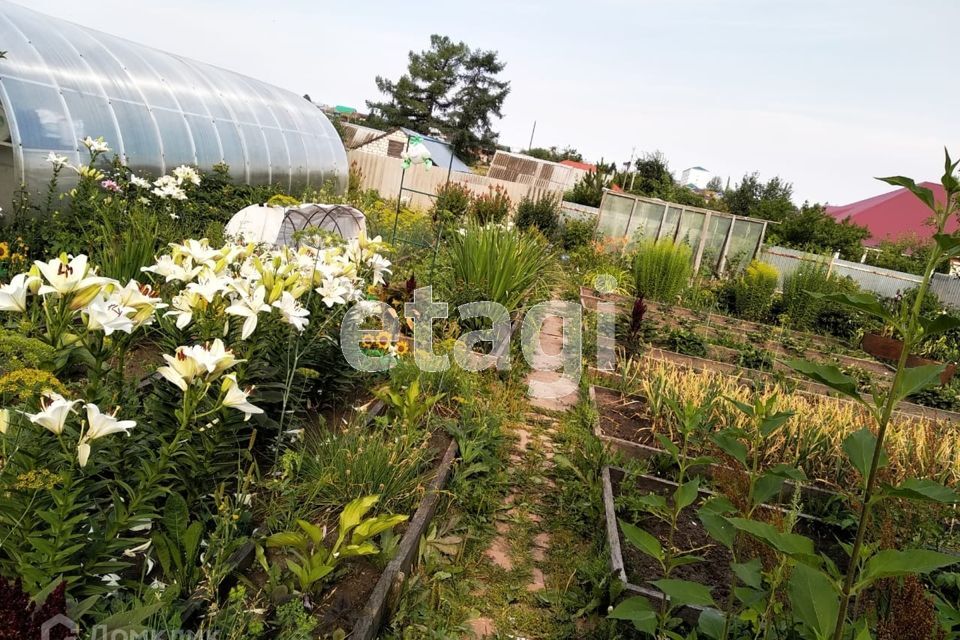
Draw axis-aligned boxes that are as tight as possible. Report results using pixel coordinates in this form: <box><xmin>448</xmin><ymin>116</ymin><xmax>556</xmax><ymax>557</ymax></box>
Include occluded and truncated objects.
<box><xmin>366</xmin><ymin>35</ymin><xmax>510</xmax><ymax>164</ymax></box>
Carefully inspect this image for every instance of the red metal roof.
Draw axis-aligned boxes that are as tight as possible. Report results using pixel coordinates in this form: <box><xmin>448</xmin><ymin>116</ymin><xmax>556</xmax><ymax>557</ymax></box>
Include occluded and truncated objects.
<box><xmin>825</xmin><ymin>181</ymin><xmax>954</xmax><ymax>246</ymax></box>
<box><xmin>559</xmin><ymin>159</ymin><xmax>596</xmax><ymax>172</ymax></box>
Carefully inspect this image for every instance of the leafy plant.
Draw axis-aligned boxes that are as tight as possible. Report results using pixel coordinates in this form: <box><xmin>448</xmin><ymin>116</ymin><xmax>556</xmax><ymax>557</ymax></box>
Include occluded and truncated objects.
<box><xmin>468</xmin><ymin>185</ymin><xmax>511</xmax><ymax>224</ymax></box>
<box><xmin>152</xmin><ymin>493</ymin><xmax>204</xmax><ymax>598</ymax></box>
<box><xmin>430</xmin><ymin>182</ymin><xmax>472</xmax><ymax>226</ymax></box>
<box><xmin>662</xmin><ymin>327</ymin><xmax>708</xmax><ymax>358</ymax></box>
<box><xmin>732</xmin><ymin>260</ymin><xmax>778</xmax><ymax>321</ymax></box>
<box><xmin>631</xmin><ymin>238</ymin><xmax>692</xmax><ymax>303</ymax></box>
<box><xmin>445</xmin><ymin>222</ymin><xmax>554</xmax><ymax>313</ymax></box>
<box><xmin>515</xmin><ymin>193</ymin><xmax>561</xmax><ymax>237</ymax></box>
<box><xmin>264</xmin><ymin>495</ymin><xmax>408</xmax><ymax>594</ymax></box>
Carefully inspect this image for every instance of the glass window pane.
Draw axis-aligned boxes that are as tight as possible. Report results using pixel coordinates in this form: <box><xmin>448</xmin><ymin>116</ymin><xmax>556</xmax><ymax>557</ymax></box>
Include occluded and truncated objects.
<box><xmin>625</xmin><ymin>200</ymin><xmax>666</xmax><ymax>244</ymax></box>
<box><xmin>262</xmin><ymin>127</ymin><xmax>290</xmax><ymax>187</ymax></box>
<box><xmin>60</xmin><ymin>88</ymin><xmax>121</xmax><ymax>151</ymax></box>
<box><xmin>676</xmin><ymin>210</ymin><xmax>706</xmax><ymax>252</ymax></box>
<box><xmin>699</xmin><ymin>215</ymin><xmax>733</xmax><ymax>274</ymax></box>
<box><xmin>284</xmin><ymin>130</ymin><xmax>308</xmax><ymax>190</ymax></box>
<box><xmin>239</xmin><ymin>124</ymin><xmax>269</xmax><ymax>183</ymax></box>
<box><xmin>598</xmin><ymin>194</ymin><xmax>634</xmax><ymax>239</ymax></box>
<box><xmin>726</xmin><ymin>219</ymin><xmax>765</xmax><ymax>273</ymax></box>
<box><xmin>660</xmin><ymin>206</ymin><xmax>683</xmax><ymax>240</ymax></box>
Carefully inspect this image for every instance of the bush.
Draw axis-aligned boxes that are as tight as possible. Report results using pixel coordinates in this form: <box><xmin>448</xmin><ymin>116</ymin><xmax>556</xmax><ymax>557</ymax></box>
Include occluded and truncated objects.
<box><xmin>732</xmin><ymin>260</ymin><xmax>779</xmax><ymax>321</ymax></box>
<box><xmin>778</xmin><ymin>261</ymin><xmax>866</xmax><ymax>336</ymax></box>
<box><xmin>560</xmin><ymin>218</ymin><xmax>597</xmax><ymax>250</ymax></box>
<box><xmin>631</xmin><ymin>238</ymin><xmax>692</xmax><ymax>302</ymax></box>
<box><xmin>515</xmin><ymin>193</ymin><xmax>561</xmax><ymax>237</ymax></box>
<box><xmin>431</xmin><ymin>182</ymin><xmax>472</xmax><ymax>226</ymax></box>
<box><xmin>0</xmin><ymin>330</ymin><xmax>56</xmax><ymax>375</ymax></box>
<box><xmin>468</xmin><ymin>186</ymin><xmax>511</xmax><ymax>225</ymax></box>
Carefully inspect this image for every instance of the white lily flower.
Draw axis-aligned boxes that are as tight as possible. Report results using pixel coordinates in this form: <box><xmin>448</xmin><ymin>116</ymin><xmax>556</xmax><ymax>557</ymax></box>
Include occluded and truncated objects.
<box><xmin>77</xmin><ymin>403</ymin><xmax>136</xmax><ymax>467</ymax></box>
<box><xmin>165</xmin><ymin>291</ymin><xmax>200</xmax><ymax>330</ymax></box>
<box><xmin>141</xmin><ymin>255</ymin><xmax>202</xmax><ymax>284</ymax></box>
<box><xmin>316</xmin><ymin>277</ymin><xmax>349</xmax><ymax>308</ymax></box>
<box><xmin>367</xmin><ymin>253</ymin><xmax>392</xmax><ymax>286</ymax></box>
<box><xmin>225</xmin><ymin>285</ymin><xmax>270</xmax><ymax>340</ymax></box>
<box><xmin>272</xmin><ymin>291</ymin><xmax>309</xmax><ymax>332</ymax></box>
<box><xmin>221</xmin><ymin>375</ymin><xmax>263</xmax><ymax>421</ymax></box>
<box><xmin>122</xmin><ymin>540</ymin><xmax>152</xmax><ymax>557</ymax></box>
<box><xmin>35</xmin><ymin>254</ymin><xmax>110</xmax><ymax>297</ymax></box>
<box><xmin>129</xmin><ymin>174</ymin><xmax>150</xmax><ymax>188</ymax></box>
<box><xmin>82</xmin><ymin>136</ymin><xmax>110</xmax><ymax>153</ymax></box>
<box><xmin>0</xmin><ymin>273</ymin><xmax>37</xmax><ymax>312</ymax></box>
<box><xmin>84</xmin><ymin>295</ymin><xmax>135</xmax><ymax>335</ymax></box>
<box><xmin>186</xmin><ymin>275</ymin><xmax>231</xmax><ymax>303</ymax></box>
<box><xmin>23</xmin><ymin>392</ymin><xmax>80</xmax><ymax>435</ymax></box>
<box><xmin>172</xmin><ymin>165</ymin><xmax>201</xmax><ymax>186</ymax></box>
<box><xmin>45</xmin><ymin>151</ymin><xmax>70</xmax><ymax>168</ymax></box>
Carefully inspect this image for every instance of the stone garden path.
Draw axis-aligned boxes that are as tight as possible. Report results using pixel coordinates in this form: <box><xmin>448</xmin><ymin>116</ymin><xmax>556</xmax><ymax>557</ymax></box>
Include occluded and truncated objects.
<box><xmin>465</xmin><ymin>303</ymin><xmax>579</xmax><ymax>638</ymax></box>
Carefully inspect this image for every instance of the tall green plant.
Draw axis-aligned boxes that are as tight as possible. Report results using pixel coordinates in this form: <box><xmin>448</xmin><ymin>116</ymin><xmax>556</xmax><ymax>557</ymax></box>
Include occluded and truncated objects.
<box><xmin>783</xmin><ymin>151</ymin><xmax>960</xmax><ymax>639</ymax></box>
<box><xmin>631</xmin><ymin>238</ymin><xmax>692</xmax><ymax>303</ymax></box>
<box><xmin>445</xmin><ymin>223</ymin><xmax>553</xmax><ymax>313</ymax></box>
<box><xmin>779</xmin><ymin>260</ymin><xmax>833</xmax><ymax>329</ymax></box>
<box><xmin>732</xmin><ymin>260</ymin><xmax>778</xmax><ymax>321</ymax></box>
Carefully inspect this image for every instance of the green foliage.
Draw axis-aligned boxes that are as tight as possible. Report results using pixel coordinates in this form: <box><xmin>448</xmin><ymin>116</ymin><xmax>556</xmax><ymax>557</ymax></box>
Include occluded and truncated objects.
<box><xmin>514</xmin><ymin>193</ymin><xmax>561</xmax><ymax>237</ymax></box>
<box><xmin>564</xmin><ymin>162</ymin><xmax>614</xmax><ymax>207</ymax></box>
<box><xmin>430</xmin><ymin>182</ymin><xmax>472</xmax><ymax>226</ymax></box>
<box><xmin>662</xmin><ymin>327</ymin><xmax>708</xmax><ymax>357</ymax></box>
<box><xmin>522</xmin><ymin>145</ymin><xmax>583</xmax><ymax>163</ymax></box>
<box><xmin>779</xmin><ymin>261</ymin><xmax>851</xmax><ymax>331</ymax></box>
<box><xmin>365</xmin><ymin>34</ymin><xmax>510</xmax><ymax>162</ymax></box>
<box><xmin>865</xmin><ymin>236</ymin><xmax>948</xmax><ymax>275</ymax></box>
<box><xmin>560</xmin><ymin>218</ymin><xmax>597</xmax><ymax>250</ymax></box>
<box><xmin>467</xmin><ymin>185</ymin><xmax>511</xmax><ymax>224</ymax></box>
<box><xmin>732</xmin><ymin>260</ymin><xmax>778</xmax><ymax>321</ymax></box>
<box><xmin>766</xmin><ymin>203</ymin><xmax>871</xmax><ymax>261</ymax></box>
<box><xmin>264</xmin><ymin>495</ymin><xmax>407</xmax><ymax>594</ymax></box>
<box><xmin>267</xmin><ymin>193</ymin><xmax>301</xmax><ymax>208</ymax></box>
<box><xmin>445</xmin><ymin>222</ymin><xmax>554</xmax><ymax>312</ymax></box>
<box><xmin>631</xmin><ymin>238</ymin><xmax>692</xmax><ymax>302</ymax></box>
<box><xmin>151</xmin><ymin>493</ymin><xmax>204</xmax><ymax>598</ymax></box>
<box><xmin>724</xmin><ymin>172</ymin><xmax>796</xmax><ymax>222</ymax></box>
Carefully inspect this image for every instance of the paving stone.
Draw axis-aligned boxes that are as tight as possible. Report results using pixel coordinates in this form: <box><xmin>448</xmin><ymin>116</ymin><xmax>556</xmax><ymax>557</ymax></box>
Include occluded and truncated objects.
<box><xmin>527</xmin><ymin>567</ymin><xmax>546</xmax><ymax>592</ymax></box>
<box><xmin>484</xmin><ymin>537</ymin><xmax>513</xmax><ymax>571</ymax></box>
<box><xmin>515</xmin><ymin>428</ymin><xmax>531</xmax><ymax>452</ymax></box>
<box><xmin>531</xmin><ymin>545</ymin><xmax>547</xmax><ymax>562</ymax></box>
<box><xmin>465</xmin><ymin>617</ymin><xmax>496</xmax><ymax>638</ymax></box>
<box><xmin>532</xmin><ymin>532</ymin><xmax>551</xmax><ymax>549</ymax></box>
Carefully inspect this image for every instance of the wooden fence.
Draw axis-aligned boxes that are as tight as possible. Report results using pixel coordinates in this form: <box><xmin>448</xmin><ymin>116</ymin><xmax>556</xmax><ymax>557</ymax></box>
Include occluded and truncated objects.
<box><xmin>347</xmin><ymin>150</ymin><xmax>563</xmax><ymax>211</ymax></box>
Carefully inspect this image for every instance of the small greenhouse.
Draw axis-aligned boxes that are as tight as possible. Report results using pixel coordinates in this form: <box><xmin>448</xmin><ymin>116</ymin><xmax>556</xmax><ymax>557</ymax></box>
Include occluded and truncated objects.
<box><xmin>0</xmin><ymin>0</ymin><xmax>347</xmax><ymax>211</ymax></box>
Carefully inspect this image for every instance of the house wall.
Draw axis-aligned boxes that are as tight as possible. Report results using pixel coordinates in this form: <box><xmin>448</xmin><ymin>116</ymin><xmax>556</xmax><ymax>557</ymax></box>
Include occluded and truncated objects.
<box><xmin>355</xmin><ymin>131</ymin><xmax>408</xmax><ymax>158</ymax></box>
<box><xmin>348</xmin><ymin>150</ymin><xmax>564</xmax><ymax>211</ymax></box>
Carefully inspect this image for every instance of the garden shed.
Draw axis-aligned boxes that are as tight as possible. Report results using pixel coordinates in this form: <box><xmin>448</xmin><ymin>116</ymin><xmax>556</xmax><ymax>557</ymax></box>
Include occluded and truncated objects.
<box><xmin>0</xmin><ymin>0</ymin><xmax>348</xmax><ymax>211</ymax></box>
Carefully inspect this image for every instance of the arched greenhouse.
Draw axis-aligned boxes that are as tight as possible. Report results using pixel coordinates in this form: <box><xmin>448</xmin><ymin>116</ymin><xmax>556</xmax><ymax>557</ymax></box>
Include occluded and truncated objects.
<box><xmin>0</xmin><ymin>0</ymin><xmax>347</xmax><ymax>211</ymax></box>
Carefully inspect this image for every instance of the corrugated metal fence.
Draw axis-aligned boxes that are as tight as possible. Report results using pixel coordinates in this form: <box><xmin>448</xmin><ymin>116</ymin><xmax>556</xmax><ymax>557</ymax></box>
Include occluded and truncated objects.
<box><xmin>760</xmin><ymin>245</ymin><xmax>960</xmax><ymax>309</ymax></box>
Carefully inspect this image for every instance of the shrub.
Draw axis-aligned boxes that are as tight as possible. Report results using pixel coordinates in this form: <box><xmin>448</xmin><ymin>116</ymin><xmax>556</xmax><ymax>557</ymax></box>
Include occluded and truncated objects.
<box><xmin>446</xmin><ymin>223</ymin><xmax>553</xmax><ymax>313</ymax></box>
<box><xmin>431</xmin><ymin>182</ymin><xmax>472</xmax><ymax>226</ymax></box>
<box><xmin>732</xmin><ymin>260</ymin><xmax>779</xmax><ymax>321</ymax></box>
<box><xmin>779</xmin><ymin>261</ymin><xmax>866</xmax><ymax>336</ymax></box>
<box><xmin>515</xmin><ymin>193</ymin><xmax>561</xmax><ymax>237</ymax></box>
<box><xmin>267</xmin><ymin>194</ymin><xmax>301</xmax><ymax>207</ymax></box>
<box><xmin>468</xmin><ymin>186</ymin><xmax>511</xmax><ymax>225</ymax></box>
<box><xmin>0</xmin><ymin>369</ymin><xmax>67</xmax><ymax>406</ymax></box>
<box><xmin>631</xmin><ymin>238</ymin><xmax>692</xmax><ymax>302</ymax></box>
<box><xmin>560</xmin><ymin>218</ymin><xmax>597</xmax><ymax>250</ymax></box>
<box><xmin>0</xmin><ymin>330</ymin><xmax>56</xmax><ymax>375</ymax></box>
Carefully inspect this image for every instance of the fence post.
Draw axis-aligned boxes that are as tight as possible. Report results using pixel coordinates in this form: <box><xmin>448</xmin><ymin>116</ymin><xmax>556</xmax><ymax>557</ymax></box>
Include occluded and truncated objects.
<box><xmin>717</xmin><ymin>217</ymin><xmax>736</xmax><ymax>276</ymax></box>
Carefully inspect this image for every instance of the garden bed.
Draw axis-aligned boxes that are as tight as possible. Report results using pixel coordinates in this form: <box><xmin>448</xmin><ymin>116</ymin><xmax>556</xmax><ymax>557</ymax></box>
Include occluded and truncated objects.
<box><xmin>602</xmin><ymin>466</ymin><xmax>846</xmax><ymax>622</ymax></box>
<box><xmin>590</xmin><ymin>385</ymin><xmax>844</xmax><ymax>507</ymax></box>
<box><xmin>634</xmin><ymin>346</ymin><xmax>960</xmax><ymax>425</ymax></box>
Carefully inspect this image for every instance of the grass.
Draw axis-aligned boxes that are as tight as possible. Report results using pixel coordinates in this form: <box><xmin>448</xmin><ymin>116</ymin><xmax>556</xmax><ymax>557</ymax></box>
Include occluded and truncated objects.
<box><xmin>631</xmin><ymin>238</ymin><xmax>692</xmax><ymax>303</ymax></box>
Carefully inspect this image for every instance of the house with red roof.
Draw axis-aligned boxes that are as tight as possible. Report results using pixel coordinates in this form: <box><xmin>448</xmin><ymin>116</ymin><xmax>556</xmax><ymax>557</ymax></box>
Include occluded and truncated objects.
<box><xmin>826</xmin><ymin>181</ymin><xmax>954</xmax><ymax>246</ymax></box>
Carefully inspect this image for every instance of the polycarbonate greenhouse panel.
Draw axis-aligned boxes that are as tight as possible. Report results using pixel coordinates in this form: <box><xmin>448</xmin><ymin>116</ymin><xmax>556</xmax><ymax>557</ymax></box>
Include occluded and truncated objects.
<box><xmin>0</xmin><ymin>0</ymin><xmax>347</xmax><ymax>204</ymax></box>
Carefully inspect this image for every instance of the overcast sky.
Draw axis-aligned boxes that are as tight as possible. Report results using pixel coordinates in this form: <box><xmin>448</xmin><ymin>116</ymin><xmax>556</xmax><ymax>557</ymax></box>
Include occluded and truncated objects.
<box><xmin>23</xmin><ymin>0</ymin><xmax>959</xmax><ymax>204</ymax></box>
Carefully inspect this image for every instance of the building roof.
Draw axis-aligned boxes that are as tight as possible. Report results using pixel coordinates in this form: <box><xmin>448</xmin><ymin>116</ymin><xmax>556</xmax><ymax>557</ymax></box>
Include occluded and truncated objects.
<box><xmin>398</xmin><ymin>128</ymin><xmax>471</xmax><ymax>173</ymax></box>
<box><xmin>825</xmin><ymin>181</ymin><xmax>954</xmax><ymax>246</ymax></box>
<box><xmin>559</xmin><ymin>159</ymin><xmax>596</xmax><ymax>172</ymax></box>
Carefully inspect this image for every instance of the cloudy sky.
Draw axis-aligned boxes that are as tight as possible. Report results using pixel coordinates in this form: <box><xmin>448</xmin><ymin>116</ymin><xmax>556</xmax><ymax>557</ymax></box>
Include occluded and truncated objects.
<box><xmin>23</xmin><ymin>0</ymin><xmax>958</xmax><ymax>204</ymax></box>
